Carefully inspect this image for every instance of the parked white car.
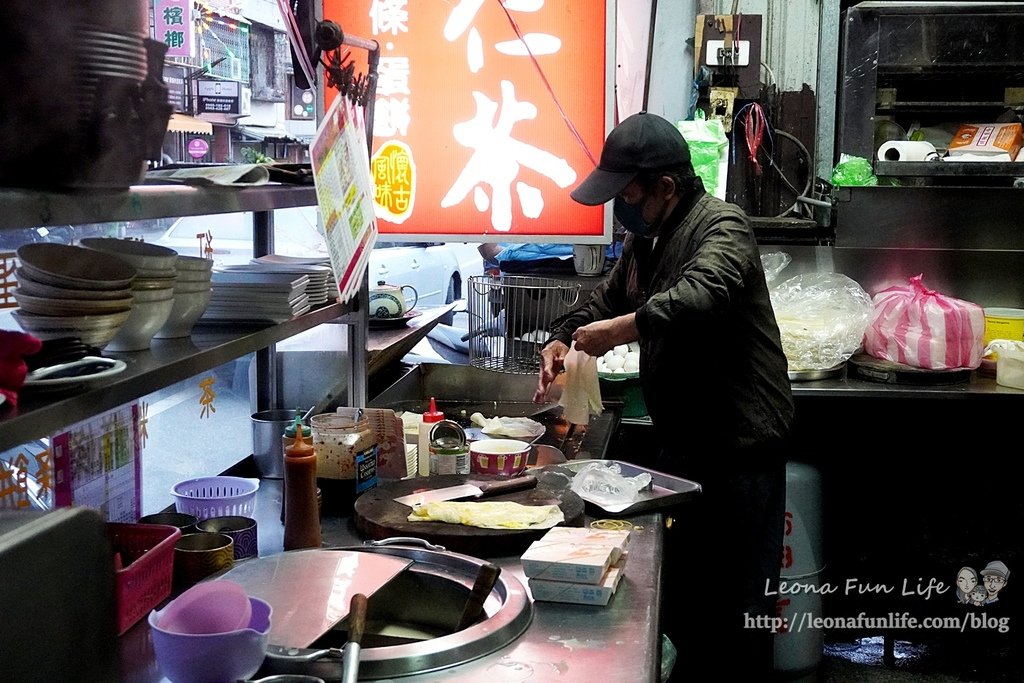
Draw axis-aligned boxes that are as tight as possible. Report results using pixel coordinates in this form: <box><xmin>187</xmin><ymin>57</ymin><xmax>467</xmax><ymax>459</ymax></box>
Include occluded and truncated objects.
<box><xmin>152</xmin><ymin>207</ymin><xmax>481</xmax><ymax>310</ymax></box>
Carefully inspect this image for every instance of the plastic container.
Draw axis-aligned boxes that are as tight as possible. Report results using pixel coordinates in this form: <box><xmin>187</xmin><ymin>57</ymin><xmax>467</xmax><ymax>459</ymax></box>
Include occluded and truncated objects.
<box><xmin>996</xmin><ymin>346</ymin><xmax>1024</xmax><ymax>390</ymax></box>
<box><xmin>418</xmin><ymin>397</ymin><xmax>443</xmax><ymax>476</ymax></box>
<box><xmin>171</xmin><ymin>476</ymin><xmax>259</xmax><ymax>521</ymax></box>
<box><xmin>149</xmin><ymin>596</ymin><xmax>272</xmax><ymax>683</ymax></box>
<box><xmin>107</xmin><ymin>522</ymin><xmax>181</xmax><ymax>635</ymax></box>
<box><xmin>983</xmin><ymin>307</ymin><xmax>1024</xmax><ymax>347</ymax></box>
<box><xmin>598</xmin><ymin>371</ymin><xmax>647</xmax><ymax>418</ymax></box>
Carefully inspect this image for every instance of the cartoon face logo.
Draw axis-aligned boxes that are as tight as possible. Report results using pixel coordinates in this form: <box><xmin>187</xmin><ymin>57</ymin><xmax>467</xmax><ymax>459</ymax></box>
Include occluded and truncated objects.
<box><xmin>956</xmin><ymin>566</ymin><xmax>979</xmax><ymax>604</ymax></box>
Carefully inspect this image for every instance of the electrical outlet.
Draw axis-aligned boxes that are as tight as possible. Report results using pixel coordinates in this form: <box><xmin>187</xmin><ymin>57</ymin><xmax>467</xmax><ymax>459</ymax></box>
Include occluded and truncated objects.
<box><xmin>706</xmin><ymin>40</ymin><xmax>750</xmax><ymax>67</ymax></box>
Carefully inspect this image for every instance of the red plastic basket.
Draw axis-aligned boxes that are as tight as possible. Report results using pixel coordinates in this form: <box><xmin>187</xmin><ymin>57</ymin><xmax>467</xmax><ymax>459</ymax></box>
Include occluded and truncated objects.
<box><xmin>107</xmin><ymin>522</ymin><xmax>181</xmax><ymax>635</ymax></box>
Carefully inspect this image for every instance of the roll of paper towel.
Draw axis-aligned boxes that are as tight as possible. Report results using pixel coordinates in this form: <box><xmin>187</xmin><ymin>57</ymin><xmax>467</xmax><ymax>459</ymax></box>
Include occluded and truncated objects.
<box><xmin>877</xmin><ymin>140</ymin><xmax>940</xmax><ymax>162</ymax></box>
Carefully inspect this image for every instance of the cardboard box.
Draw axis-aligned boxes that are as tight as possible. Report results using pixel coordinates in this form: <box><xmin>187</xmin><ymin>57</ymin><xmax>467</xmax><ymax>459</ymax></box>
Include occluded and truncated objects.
<box><xmin>528</xmin><ymin>558</ymin><xmax>626</xmax><ymax>605</ymax></box>
<box><xmin>947</xmin><ymin>122</ymin><xmax>1022</xmax><ymax>159</ymax></box>
<box><xmin>520</xmin><ymin>527</ymin><xmax>631</xmax><ymax>584</ymax></box>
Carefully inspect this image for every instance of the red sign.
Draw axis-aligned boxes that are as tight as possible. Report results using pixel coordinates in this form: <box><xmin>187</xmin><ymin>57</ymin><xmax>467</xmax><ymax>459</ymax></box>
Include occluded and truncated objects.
<box><xmin>323</xmin><ymin>0</ymin><xmax>613</xmax><ymax>243</ymax></box>
<box><xmin>187</xmin><ymin>138</ymin><xmax>210</xmax><ymax>159</ymax></box>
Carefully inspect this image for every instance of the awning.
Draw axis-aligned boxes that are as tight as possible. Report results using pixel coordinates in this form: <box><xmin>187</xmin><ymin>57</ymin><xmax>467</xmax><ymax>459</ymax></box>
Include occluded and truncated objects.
<box><xmin>236</xmin><ymin>125</ymin><xmax>302</xmax><ymax>144</ymax></box>
<box><xmin>167</xmin><ymin>114</ymin><xmax>213</xmax><ymax>135</ymax></box>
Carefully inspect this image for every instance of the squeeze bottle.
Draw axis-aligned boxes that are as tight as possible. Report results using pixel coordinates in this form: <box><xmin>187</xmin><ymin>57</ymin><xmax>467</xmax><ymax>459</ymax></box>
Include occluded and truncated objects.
<box><xmin>418</xmin><ymin>397</ymin><xmax>443</xmax><ymax>476</ymax></box>
<box><xmin>283</xmin><ymin>415</ymin><xmax>322</xmax><ymax>550</ymax></box>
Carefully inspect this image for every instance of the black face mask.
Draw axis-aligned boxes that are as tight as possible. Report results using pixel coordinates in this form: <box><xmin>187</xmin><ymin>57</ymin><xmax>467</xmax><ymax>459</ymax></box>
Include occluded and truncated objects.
<box><xmin>614</xmin><ymin>194</ymin><xmax>666</xmax><ymax>237</ymax></box>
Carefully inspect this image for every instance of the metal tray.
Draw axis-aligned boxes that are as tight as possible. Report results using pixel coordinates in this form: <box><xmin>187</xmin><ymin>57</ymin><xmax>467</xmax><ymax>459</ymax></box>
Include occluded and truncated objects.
<box><xmin>537</xmin><ymin>459</ymin><xmax>701</xmax><ymax>516</ymax></box>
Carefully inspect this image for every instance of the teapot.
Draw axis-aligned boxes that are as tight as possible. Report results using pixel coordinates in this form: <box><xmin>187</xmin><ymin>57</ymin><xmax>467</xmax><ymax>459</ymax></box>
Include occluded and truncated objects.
<box><xmin>368</xmin><ymin>281</ymin><xmax>418</xmax><ymax>319</ymax></box>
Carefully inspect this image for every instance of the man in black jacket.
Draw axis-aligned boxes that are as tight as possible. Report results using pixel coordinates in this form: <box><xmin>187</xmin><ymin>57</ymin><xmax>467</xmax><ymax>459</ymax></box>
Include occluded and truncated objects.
<box><xmin>535</xmin><ymin>112</ymin><xmax>794</xmax><ymax>677</ymax></box>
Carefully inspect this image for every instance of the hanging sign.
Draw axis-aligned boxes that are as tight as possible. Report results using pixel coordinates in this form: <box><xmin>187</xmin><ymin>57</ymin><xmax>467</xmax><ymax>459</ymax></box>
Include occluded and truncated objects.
<box><xmin>323</xmin><ymin>0</ymin><xmax>614</xmax><ymax>243</ymax></box>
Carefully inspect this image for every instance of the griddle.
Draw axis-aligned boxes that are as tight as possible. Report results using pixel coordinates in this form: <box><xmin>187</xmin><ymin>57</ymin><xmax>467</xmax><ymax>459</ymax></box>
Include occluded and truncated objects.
<box><xmin>847</xmin><ymin>353</ymin><xmax>972</xmax><ymax>385</ymax></box>
<box><xmin>354</xmin><ymin>473</ymin><xmax>584</xmax><ymax>557</ymax></box>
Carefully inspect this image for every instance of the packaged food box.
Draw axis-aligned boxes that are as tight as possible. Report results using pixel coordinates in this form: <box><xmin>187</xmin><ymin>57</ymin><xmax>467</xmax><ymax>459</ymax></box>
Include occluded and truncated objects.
<box><xmin>947</xmin><ymin>122</ymin><xmax>1022</xmax><ymax>159</ymax></box>
<box><xmin>528</xmin><ymin>556</ymin><xmax>626</xmax><ymax>605</ymax></box>
<box><xmin>520</xmin><ymin>527</ymin><xmax>630</xmax><ymax>584</ymax></box>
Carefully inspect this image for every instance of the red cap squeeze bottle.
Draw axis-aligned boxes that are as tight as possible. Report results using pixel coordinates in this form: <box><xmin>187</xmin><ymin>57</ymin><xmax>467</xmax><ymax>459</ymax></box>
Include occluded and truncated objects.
<box><xmin>417</xmin><ymin>397</ymin><xmax>444</xmax><ymax>476</ymax></box>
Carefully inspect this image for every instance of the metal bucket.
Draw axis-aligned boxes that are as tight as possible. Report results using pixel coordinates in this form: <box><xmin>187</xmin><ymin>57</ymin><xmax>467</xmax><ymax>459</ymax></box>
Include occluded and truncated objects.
<box><xmin>251</xmin><ymin>410</ymin><xmax>301</xmax><ymax>479</ymax></box>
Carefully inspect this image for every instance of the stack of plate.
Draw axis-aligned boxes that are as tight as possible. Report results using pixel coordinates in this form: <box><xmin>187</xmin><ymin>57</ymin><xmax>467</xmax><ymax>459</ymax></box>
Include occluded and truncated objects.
<box><xmin>252</xmin><ymin>255</ymin><xmax>338</xmax><ymax>303</ymax></box>
<box><xmin>241</xmin><ymin>262</ymin><xmax>334</xmax><ymax>305</ymax></box>
<box><xmin>203</xmin><ymin>270</ymin><xmax>311</xmax><ymax>324</ymax></box>
<box><xmin>77</xmin><ymin>26</ymin><xmax>148</xmax><ymax>130</ymax></box>
<box><xmin>12</xmin><ymin>244</ymin><xmax>136</xmax><ymax>347</ymax></box>
<box><xmin>155</xmin><ymin>255</ymin><xmax>214</xmax><ymax>339</ymax></box>
<box><xmin>80</xmin><ymin>238</ymin><xmax>178</xmax><ymax>351</ymax></box>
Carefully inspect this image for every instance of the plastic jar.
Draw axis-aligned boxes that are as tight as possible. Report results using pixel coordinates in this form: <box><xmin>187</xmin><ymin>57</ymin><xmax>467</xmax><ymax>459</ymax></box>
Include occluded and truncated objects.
<box><xmin>310</xmin><ymin>410</ymin><xmax>379</xmax><ymax>514</ymax></box>
<box><xmin>429</xmin><ymin>420</ymin><xmax>469</xmax><ymax>475</ymax></box>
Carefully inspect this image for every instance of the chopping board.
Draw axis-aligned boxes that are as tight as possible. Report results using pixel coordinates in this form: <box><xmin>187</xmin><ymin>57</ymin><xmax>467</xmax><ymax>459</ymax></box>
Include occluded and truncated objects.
<box><xmin>354</xmin><ymin>473</ymin><xmax>584</xmax><ymax>557</ymax></box>
<box><xmin>847</xmin><ymin>353</ymin><xmax>971</xmax><ymax>385</ymax></box>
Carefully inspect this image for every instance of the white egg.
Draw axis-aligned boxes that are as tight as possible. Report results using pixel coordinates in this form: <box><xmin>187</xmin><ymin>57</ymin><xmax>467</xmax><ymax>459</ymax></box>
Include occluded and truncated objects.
<box><xmin>605</xmin><ymin>354</ymin><xmax>625</xmax><ymax>371</ymax></box>
<box><xmin>613</xmin><ymin>367</ymin><xmax>625</xmax><ymax>373</ymax></box>
<box><xmin>613</xmin><ymin>344</ymin><xmax>629</xmax><ymax>357</ymax></box>
<box><xmin>603</xmin><ymin>350</ymin><xmax>616</xmax><ymax>363</ymax></box>
<box><xmin>596</xmin><ymin>360</ymin><xmax>609</xmax><ymax>373</ymax></box>
<box><xmin>628</xmin><ymin>341</ymin><xmax>640</xmax><ymax>353</ymax></box>
<box><xmin>623</xmin><ymin>357</ymin><xmax>640</xmax><ymax>373</ymax></box>
<box><xmin>625</xmin><ymin>351</ymin><xmax>640</xmax><ymax>364</ymax></box>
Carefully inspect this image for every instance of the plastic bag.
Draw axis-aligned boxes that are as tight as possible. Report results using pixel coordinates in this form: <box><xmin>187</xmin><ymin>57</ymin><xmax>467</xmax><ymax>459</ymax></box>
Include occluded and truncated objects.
<box><xmin>760</xmin><ymin>251</ymin><xmax>792</xmax><ymax>286</ymax></box>
<box><xmin>570</xmin><ymin>461</ymin><xmax>652</xmax><ymax>511</ymax></box>
<box><xmin>863</xmin><ymin>275</ymin><xmax>985</xmax><ymax>370</ymax></box>
<box><xmin>830</xmin><ymin>153</ymin><xmax>878</xmax><ymax>187</ymax></box>
<box><xmin>677</xmin><ymin>111</ymin><xmax>729</xmax><ymax>199</ymax></box>
<box><xmin>558</xmin><ymin>342</ymin><xmax>603</xmax><ymax>425</ymax></box>
<box><xmin>769</xmin><ymin>271</ymin><xmax>874</xmax><ymax>370</ymax></box>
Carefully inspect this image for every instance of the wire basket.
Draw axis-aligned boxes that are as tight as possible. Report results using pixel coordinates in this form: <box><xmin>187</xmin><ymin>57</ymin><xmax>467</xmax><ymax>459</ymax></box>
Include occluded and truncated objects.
<box><xmin>467</xmin><ymin>274</ymin><xmax>582</xmax><ymax>374</ymax></box>
<box><xmin>171</xmin><ymin>476</ymin><xmax>259</xmax><ymax>521</ymax></box>
<box><xmin>108</xmin><ymin>522</ymin><xmax>181</xmax><ymax>635</ymax></box>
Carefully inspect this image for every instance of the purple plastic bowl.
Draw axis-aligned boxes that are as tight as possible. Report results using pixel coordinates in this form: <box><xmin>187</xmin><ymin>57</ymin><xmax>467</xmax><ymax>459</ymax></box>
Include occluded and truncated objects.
<box><xmin>149</xmin><ymin>597</ymin><xmax>272</xmax><ymax>683</ymax></box>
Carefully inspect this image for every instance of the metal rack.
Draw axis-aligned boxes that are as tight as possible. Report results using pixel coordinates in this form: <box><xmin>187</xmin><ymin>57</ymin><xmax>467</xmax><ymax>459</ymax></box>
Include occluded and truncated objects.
<box><xmin>466</xmin><ymin>275</ymin><xmax>581</xmax><ymax>374</ymax></box>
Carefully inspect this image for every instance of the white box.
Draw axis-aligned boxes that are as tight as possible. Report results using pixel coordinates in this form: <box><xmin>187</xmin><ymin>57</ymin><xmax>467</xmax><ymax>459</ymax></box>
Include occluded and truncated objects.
<box><xmin>528</xmin><ymin>559</ymin><xmax>626</xmax><ymax>606</ymax></box>
<box><xmin>520</xmin><ymin>527</ymin><xmax>631</xmax><ymax>584</ymax></box>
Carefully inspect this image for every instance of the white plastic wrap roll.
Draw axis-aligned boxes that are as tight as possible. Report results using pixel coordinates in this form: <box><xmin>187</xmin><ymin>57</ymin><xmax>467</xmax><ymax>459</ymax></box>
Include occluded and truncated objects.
<box><xmin>876</xmin><ymin>140</ymin><xmax>940</xmax><ymax>162</ymax></box>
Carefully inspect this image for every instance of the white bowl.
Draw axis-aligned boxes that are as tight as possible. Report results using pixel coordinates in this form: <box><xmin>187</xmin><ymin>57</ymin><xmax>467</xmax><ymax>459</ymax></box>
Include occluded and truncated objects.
<box><xmin>176</xmin><ymin>255</ymin><xmax>215</xmax><ymax>272</ymax></box>
<box><xmin>173</xmin><ymin>280</ymin><xmax>214</xmax><ymax>294</ymax></box>
<box><xmin>130</xmin><ymin>286</ymin><xmax>175</xmax><ymax>303</ymax></box>
<box><xmin>155</xmin><ymin>288</ymin><xmax>213</xmax><ymax>339</ymax></box>
<box><xmin>12</xmin><ymin>309</ymin><xmax>131</xmax><ymax>347</ymax></box>
<box><xmin>174</xmin><ymin>269</ymin><xmax>214</xmax><ymax>283</ymax></box>
<box><xmin>80</xmin><ymin>237</ymin><xmax>178</xmax><ymax>271</ymax></box>
<box><xmin>15</xmin><ymin>269</ymin><xmax>133</xmax><ymax>301</ymax></box>
<box><xmin>133</xmin><ymin>275</ymin><xmax>178</xmax><ymax>291</ymax></box>
<box><xmin>16</xmin><ymin>243</ymin><xmax>136</xmax><ymax>290</ymax></box>
<box><xmin>13</xmin><ymin>291</ymin><xmax>133</xmax><ymax>316</ymax></box>
<box><xmin>105</xmin><ymin>296</ymin><xmax>176</xmax><ymax>351</ymax></box>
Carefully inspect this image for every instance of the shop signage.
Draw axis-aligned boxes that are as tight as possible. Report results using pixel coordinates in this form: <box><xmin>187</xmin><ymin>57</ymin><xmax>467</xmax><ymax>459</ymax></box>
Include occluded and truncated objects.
<box><xmin>323</xmin><ymin>0</ymin><xmax>613</xmax><ymax>243</ymax></box>
<box><xmin>197</xmin><ymin>79</ymin><xmax>241</xmax><ymax>115</ymax></box>
<box><xmin>288</xmin><ymin>77</ymin><xmax>316</xmax><ymax>121</ymax></box>
<box><xmin>155</xmin><ymin>0</ymin><xmax>193</xmax><ymax>58</ymax></box>
<box><xmin>162</xmin><ymin>65</ymin><xmax>188</xmax><ymax>112</ymax></box>
<box><xmin>187</xmin><ymin>138</ymin><xmax>210</xmax><ymax>159</ymax></box>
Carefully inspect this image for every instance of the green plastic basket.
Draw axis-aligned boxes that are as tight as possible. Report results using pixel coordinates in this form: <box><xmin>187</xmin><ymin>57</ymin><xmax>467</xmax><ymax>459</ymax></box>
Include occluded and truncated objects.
<box><xmin>598</xmin><ymin>371</ymin><xmax>647</xmax><ymax>418</ymax></box>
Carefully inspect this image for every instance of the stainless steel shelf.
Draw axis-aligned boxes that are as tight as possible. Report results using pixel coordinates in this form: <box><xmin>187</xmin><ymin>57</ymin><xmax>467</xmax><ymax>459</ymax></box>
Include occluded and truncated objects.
<box><xmin>0</xmin><ymin>184</ymin><xmax>317</xmax><ymax>229</ymax></box>
<box><xmin>0</xmin><ymin>302</ymin><xmax>349</xmax><ymax>452</ymax></box>
<box><xmin>875</xmin><ymin>161</ymin><xmax>1024</xmax><ymax>178</ymax></box>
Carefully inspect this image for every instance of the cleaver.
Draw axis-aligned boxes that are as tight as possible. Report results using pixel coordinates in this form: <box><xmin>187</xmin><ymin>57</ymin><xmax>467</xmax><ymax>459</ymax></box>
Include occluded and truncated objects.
<box><xmin>394</xmin><ymin>475</ymin><xmax>538</xmax><ymax>507</ymax></box>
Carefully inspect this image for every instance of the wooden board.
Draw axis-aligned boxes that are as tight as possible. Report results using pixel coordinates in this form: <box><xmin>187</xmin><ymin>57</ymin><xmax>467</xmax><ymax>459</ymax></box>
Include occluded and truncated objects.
<box><xmin>848</xmin><ymin>353</ymin><xmax>972</xmax><ymax>385</ymax></box>
<box><xmin>354</xmin><ymin>474</ymin><xmax>584</xmax><ymax>558</ymax></box>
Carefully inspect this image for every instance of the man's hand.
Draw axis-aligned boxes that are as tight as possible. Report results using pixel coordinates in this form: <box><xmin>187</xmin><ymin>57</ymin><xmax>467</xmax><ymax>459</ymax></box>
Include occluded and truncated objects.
<box><xmin>534</xmin><ymin>340</ymin><xmax>569</xmax><ymax>403</ymax></box>
<box><xmin>571</xmin><ymin>313</ymin><xmax>638</xmax><ymax>357</ymax></box>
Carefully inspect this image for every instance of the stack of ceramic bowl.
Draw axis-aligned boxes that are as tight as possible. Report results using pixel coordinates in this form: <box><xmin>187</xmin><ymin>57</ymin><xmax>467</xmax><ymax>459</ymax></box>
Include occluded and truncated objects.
<box><xmin>12</xmin><ymin>244</ymin><xmax>136</xmax><ymax>347</ymax></box>
<box><xmin>155</xmin><ymin>255</ymin><xmax>214</xmax><ymax>339</ymax></box>
<box><xmin>80</xmin><ymin>238</ymin><xmax>178</xmax><ymax>352</ymax></box>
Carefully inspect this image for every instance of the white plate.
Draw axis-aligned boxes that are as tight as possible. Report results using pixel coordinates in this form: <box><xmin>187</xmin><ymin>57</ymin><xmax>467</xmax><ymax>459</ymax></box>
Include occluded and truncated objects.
<box><xmin>24</xmin><ymin>356</ymin><xmax>127</xmax><ymax>388</ymax></box>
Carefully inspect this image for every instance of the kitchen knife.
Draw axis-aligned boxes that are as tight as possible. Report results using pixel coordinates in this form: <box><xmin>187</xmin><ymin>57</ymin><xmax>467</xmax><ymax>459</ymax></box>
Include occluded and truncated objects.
<box><xmin>394</xmin><ymin>475</ymin><xmax>539</xmax><ymax>507</ymax></box>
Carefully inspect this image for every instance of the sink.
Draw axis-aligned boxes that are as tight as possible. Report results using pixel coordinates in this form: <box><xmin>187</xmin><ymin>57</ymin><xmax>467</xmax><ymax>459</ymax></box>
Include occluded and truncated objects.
<box><xmin>255</xmin><ymin>543</ymin><xmax>533</xmax><ymax>680</ymax></box>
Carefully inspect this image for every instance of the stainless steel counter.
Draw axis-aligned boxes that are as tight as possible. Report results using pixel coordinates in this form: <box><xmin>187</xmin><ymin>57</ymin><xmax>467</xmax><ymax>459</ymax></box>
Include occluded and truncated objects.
<box><xmin>121</xmin><ymin>446</ymin><xmax>663</xmax><ymax>683</ymax></box>
<box><xmin>790</xmin><ymin>372</ymin><xmax>1024</xmax><ymax>399</ymax></box>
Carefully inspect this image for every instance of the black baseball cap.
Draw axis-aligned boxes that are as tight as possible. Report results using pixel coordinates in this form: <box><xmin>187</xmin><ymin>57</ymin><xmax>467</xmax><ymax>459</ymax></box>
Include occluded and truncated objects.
<box><xmin>570</xmin><ymin>111</ymin><xmax>692</xmax><ymax>206</ymax></box>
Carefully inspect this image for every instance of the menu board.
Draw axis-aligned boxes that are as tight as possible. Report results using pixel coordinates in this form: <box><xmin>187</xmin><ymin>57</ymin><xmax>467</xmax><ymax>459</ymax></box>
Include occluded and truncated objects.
<box><xmin>310</xmin><ymin>95</ymin><xmax>378</xmax><ymax>304</ymax></box>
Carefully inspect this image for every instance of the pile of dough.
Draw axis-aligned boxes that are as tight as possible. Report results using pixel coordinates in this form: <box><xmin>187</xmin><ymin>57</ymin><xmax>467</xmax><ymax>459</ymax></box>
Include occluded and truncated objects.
<box><xmin>407</xmin><ymin>501</ymin><xmax>564</xmax><ymax>529</ymax></box>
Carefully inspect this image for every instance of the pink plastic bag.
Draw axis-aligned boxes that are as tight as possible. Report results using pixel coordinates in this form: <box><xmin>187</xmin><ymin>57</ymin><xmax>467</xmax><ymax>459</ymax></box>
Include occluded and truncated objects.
<box><xmin>863</xmin><ymin>275</ymin><xmax>985</xmax><ymax>370</ymax></box>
